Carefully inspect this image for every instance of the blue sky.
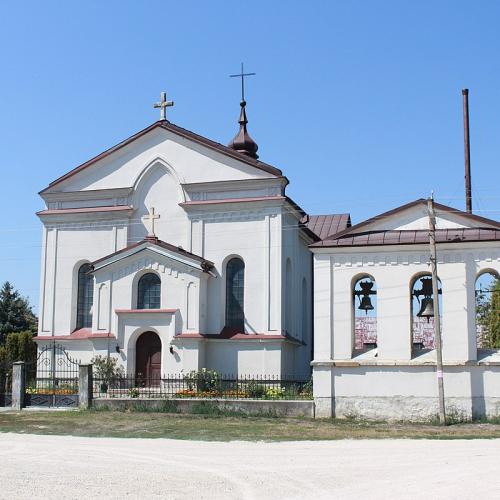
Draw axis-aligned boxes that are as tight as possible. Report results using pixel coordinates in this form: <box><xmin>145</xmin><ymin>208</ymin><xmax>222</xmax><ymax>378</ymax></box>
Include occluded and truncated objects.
<box><xmin>1</xmin><ymin>1</ymin><xmax>499</xmax><ymax>311</ymax></box>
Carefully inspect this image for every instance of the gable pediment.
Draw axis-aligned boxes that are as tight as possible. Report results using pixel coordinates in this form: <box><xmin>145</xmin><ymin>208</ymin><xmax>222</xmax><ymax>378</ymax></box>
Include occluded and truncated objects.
<box><xmin>91</xmin><ymin>238</ymin><xmax>214</xmax><ymax>276</ymax></box>
<box><xmin>339</xmin><ymin>200</ymin><xmax>499</xmax><ymax>234</ymax></box>
<box><xmin>311</xmin><ymin>199</ymin><xmax>500</xmax><ymax>248</ymax></box>
<box><xmin>40</xmin><ymin>121</ymin><xmax>282</xmax><ymax>197</ymax></box>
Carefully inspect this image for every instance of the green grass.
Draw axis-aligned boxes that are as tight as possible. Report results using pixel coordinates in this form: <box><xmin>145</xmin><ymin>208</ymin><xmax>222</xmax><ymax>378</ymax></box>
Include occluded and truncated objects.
<box><xmin>1</xmin><ymin>410</ymin><xmax>500</xmax><ymax>441</ymax></box>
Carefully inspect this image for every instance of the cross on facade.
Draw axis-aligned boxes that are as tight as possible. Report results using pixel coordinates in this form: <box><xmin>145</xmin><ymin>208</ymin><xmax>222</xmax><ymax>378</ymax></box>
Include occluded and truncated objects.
<box><xmin>142</xmin><ymin>207</ymin><xmax>160</xmax><ymax>238</ymax></box>
<box><xmin>153</xmin><ymin>91</ymin><xmax>174</xmax><ymax>120</ymax></box>
<box><xmin>229</xmin><ymin>63</ymin><xmax>256</xmax><ymax>101</ymax></box>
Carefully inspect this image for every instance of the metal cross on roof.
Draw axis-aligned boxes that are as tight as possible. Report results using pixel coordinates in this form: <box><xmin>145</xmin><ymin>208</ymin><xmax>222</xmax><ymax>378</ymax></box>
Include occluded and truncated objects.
<box><xmin>142</xmin><ymin>207</ymin><xmax>160</xmax><ymax>238</ymax></box>
<box><xmin>229</xmin><ymin>63</ymin><xmax>256</xmax><ymax>101</ymax></box>
<box><xmin>153</xmin><ymin>91</ymin><xmax>174</xmax><ymax>120</ymax></box>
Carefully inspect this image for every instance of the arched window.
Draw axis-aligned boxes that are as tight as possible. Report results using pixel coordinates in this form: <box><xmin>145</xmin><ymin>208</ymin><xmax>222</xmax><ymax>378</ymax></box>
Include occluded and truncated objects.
<box><xmin>137</xmin><ymin>273</ymin><xmax>161</xmax><ymax>309</ymax></box>
<box><xmin>225</xmin><ymin>258</ymin><xmax>245</xmax><ymax>331</ymax></box>
<box><xmin>76</xmin><ymin>263</ymin><xmax>94</xmax><ymax>329</ymax></box>
<box><xmin>353</xmin><ymin>275</ymin><xmax>377</xmax><ymax>351</ymax></box>
<box><xmin>475</xmin><ymin>270</ymin><xmax>500</xmax><ymax>350</ymax></box>
<box><xmin>411</xmin><ymin>274</ymin><xmax>442</xmax><ymax>352</ymax></box>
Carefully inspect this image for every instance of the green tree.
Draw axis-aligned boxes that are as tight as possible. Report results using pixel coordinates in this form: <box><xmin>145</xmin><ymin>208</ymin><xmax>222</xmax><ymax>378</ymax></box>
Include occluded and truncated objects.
<box><xmin>477</xmin><ymin>279</ymin><xmax>500</xmax><ymax>349</ymax></box>
<box><xmin>3</xmin><ymin>331</ymin><xmax>37</xmax><ymax>363</ymax></box>
<box><xmin>0</xmin><ymin>282</ymin><xmax>37</xmax><ymax>343</ymax></box>
<box><xmin>0</xmin><ymin>331</ymin><xmax>37</xmax><ymax>391</ymax></box>
<box><xmin>485</xmin><ymin>280</ymin><xmax>500</xmax><ymax>348</ymax></box>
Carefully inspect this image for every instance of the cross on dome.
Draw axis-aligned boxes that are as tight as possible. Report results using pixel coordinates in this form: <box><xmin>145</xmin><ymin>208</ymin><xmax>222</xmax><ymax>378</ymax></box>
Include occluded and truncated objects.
<box><xmin>142</xmin><ymin>207</ymin><xmax>160</xmax><ymax>238</ymax></box>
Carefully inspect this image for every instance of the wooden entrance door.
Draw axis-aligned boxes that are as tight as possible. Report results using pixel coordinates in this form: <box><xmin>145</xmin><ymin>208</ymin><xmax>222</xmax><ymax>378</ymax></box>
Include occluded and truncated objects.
<box><xmin>136</xmin><ymin>331</ymin><xmax>162</xmax><ymax>385</ymax></box>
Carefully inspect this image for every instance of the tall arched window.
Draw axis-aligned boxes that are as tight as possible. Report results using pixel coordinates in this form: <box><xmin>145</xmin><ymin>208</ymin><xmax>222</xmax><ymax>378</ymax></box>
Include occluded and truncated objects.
<box><xmin>411</xmin><ymin>274</ymin><xmax>442</xmax><ymax>352</ymax></box>
<box><xmin>76</xmin><ymin>263</ymin><xmax>94</xmax><ymax>329</ymax></box>
<box><xmin>225</xmin><ymin>258</ymin><xmax>245</xmax><ymax>331</ymax></box>
<box><xmin>475</xmin><ymin>270</ymin><xmax>500</xmax><ymax>350</ymax></box>
<box><xmin>353</xmin><ymin>275</ymin><xmax>377</xmax><ymax>351</ymax></box>
<box><xmin>137</xmin><ymin>273</ymin><xmax>161</xmax><ymax>309</ymax></box>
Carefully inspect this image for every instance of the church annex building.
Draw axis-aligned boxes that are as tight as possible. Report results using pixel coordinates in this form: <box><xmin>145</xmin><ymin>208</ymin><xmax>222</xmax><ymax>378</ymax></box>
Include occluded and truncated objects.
<box><xmin>35</xmin><ymin>96</ymin><xmax>500</xmax><ymax>420</ymax></box>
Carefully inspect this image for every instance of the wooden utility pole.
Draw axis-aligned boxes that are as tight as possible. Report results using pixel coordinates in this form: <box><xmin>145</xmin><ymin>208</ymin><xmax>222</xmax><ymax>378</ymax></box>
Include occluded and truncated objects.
<box><xmin>428</xmin><ymin>195</ymin><xmax>446</xmax><ymax>425</ymax></box>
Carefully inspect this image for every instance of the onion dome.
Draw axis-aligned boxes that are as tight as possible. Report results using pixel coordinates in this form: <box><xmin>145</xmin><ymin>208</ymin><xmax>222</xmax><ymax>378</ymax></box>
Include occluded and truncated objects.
<box><xmin>228</xmin><ymin>100</ymin><xmax>259</xmax><ymax>159</ymax></box>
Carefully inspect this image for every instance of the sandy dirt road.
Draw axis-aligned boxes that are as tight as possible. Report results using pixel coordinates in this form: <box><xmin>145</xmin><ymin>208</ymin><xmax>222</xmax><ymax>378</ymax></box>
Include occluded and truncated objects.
<box><xmin>1</xmin><ymin>434</ymin><xmax>499</xmax><ymax>499</ymax></box>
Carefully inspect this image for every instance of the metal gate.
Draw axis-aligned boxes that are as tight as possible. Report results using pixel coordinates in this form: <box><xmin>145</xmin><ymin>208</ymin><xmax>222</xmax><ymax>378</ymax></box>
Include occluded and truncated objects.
<box><xmin>24</xmin><ymin>344</ymin><xmax>80</xmax><ymax>408</ymax></box>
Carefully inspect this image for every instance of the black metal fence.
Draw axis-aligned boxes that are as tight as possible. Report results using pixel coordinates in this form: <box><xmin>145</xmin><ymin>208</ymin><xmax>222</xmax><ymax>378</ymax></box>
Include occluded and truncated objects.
<box><xmin>93</xmin><ymin>372</ymin><xmax>312</xmax><ymax>400</ymax></box>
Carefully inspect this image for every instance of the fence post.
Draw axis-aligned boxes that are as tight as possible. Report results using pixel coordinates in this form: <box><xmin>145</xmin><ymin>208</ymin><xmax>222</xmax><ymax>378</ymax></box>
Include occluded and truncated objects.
<box><xmin>11</xmin><ymin>361</ymin><xmax>25</xmax><ymax>411</ymax></box>
<box><xmin>79</xmin><ymin>364</ymin><xmax>93</xmax><ymax>409</ymax></box>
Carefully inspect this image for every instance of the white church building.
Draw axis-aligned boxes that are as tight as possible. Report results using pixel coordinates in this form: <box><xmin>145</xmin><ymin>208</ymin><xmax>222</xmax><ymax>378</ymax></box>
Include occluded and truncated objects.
<box><xmin>35</xmin><ymin>96</ymin><xmax>316</xmax><ymax>379</ymax></box>
<box><xmin>34</xmin><ymin>91</ymin><xmax>500</xmax><ymax>419</ymax></box>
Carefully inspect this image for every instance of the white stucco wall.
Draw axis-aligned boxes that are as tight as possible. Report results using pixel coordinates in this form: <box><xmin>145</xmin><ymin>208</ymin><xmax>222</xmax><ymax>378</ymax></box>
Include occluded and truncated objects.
<box><xmin>312</xmin><ymin>240</ymin><xmax>500</xmax><ymax>419</ymax></box>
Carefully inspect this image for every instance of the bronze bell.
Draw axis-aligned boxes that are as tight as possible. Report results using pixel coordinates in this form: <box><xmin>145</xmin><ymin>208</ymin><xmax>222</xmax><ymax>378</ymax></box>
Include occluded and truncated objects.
<box><xmin>417</xmin><ymin>297</ymin><xmax>434</xmax><ymax>320</ymax></box>
<box><xmin>358</xmin><ymin>296</ymin><xmax>374</xmax><ymax>313</ymax></box>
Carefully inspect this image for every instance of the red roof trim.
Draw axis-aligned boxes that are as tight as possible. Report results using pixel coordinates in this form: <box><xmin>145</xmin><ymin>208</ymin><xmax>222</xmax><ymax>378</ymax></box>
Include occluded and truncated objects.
<box><xmin>36</xmin><ymin>205</ymin><xmax>133</xmax><ymax>216</ymax></box>
<box><xmin>115</xmin><ymin>308</ymin><xmax>177</xmax><ymax>314</ymax></box>
<box><xmin>159</xmin><ymin>121</ymin><xmax>282</xmax><ymax>177</ymax></box>
<box><xmin>40</xmin><ymin>120</ymin><xmax>282</xmax><ymax>194</ymax></box>
<box><xmin>34</xmin><ymin>330</ymin><xmax>115</xmax><ymax>341</ymax></box>
<box><xmin>180</xmin><ymin>196</ymin><xmax>285</xmax><ymax>207</ymax></box>
<box><xmin>174</xmin><ymin>331</ymin><xmax>304</xmax><ymax>344</ymax></box>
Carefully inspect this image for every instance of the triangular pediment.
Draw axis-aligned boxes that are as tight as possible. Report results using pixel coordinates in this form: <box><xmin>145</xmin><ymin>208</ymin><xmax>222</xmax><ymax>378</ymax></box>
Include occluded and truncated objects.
<box><xmin>335</xmin><ymin>199</ymin><xmax>499</xmax><ymax>236</ymax></box>
<box><xmin>40</xmin><ymin>121</ymin><xmax>282</xmax><ymax>195</ymax></box>
<box><xmin>91</xmin><ymin>238</ymin><xmax>213</xmax><ymax>275</ymax></box>
<box><xmin>311</xmin><ymin>199</ymin><xmax>500</xmax><ymax>248</ymax></box>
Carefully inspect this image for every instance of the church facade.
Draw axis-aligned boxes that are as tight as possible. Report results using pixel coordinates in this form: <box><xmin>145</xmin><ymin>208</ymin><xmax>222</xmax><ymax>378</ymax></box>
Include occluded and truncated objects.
<box><xmin>35</xmin><ymin>101</ymin><xmax>316</xmax><ymax>379</ymax></box>
<box><xmin>35</xmin><ymin>94</ymin><xmax>500</xmax><ymax>419</ymax></box>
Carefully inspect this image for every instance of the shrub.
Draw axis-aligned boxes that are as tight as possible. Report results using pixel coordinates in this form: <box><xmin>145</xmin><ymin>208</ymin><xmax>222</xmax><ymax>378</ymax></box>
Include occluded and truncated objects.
<box><xmin>92</xmin><ymin>355</ymin><xmax>124</xmax><ymax>392</ymax></box>
<box><xmin>128</xmin><ymin>387</ymin><xmax>140</xmax><ymax>398</ymax></box>
<box><xmin>246</xmin><ymin>381</ymin><xmax>266</xmax><ymax>399</ymax></box>
<box><xmin>184</xmin><ymin>368</ymin><xmax>221</xmax><ymax>393</ymax></box>
<box><xmin>265</xmin><ymin>387</ymin><xmax>286</xmax><ymax>399</ymax></box>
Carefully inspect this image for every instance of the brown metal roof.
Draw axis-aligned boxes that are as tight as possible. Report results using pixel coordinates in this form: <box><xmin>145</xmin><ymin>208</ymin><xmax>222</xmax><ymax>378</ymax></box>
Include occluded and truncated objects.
<box><xmin>40</xmin><ymin>120</ymin><xmax>283</xmax><ymax>194</ymax></box>
<box><xmin>311</xmin><ymin>199</ymin><xmax>500</xmax><ymax>248</ymax></box>
<box><xmin>304</xmin><ymin>214</ymin><xmax>351</xmax><ymax>240</ymax></box>
<box><xmin>313</xmin><ymin>228</ymin><xmax>500</xmax><ymax>248</ymax></box>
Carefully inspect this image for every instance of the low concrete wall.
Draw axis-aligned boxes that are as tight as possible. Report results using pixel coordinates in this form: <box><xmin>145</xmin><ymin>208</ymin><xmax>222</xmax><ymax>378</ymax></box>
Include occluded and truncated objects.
<box><xmin>93</xmin><ymin>398</ymin><xmax>314</xmax><ymax>418</ymax></box>
<box><xmin>332</xmin><ymin>396</ymin><xmax>500</xmax><ymax>422</ymax></box>
<box><xmin>313</xmin><ymin>364</ymin><xmax>500</xmax><ymax>421</ymax></box>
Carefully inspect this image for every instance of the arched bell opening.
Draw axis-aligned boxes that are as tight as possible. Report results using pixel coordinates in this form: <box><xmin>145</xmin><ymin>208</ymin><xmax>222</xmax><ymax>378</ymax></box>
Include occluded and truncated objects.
<box><xmin>352</xmin><ymin>275</ymin><xmax>377</xmax><ymax>353</ymax></box>
<box><xmin>475</xmin><ymin>269</ymin><xmax>500</xmax><ymax>351</ymax></box>
<box><xmin>411</xmin><ymin>273</ymin><xmax>442</xmax><ymax>354</ymax></box>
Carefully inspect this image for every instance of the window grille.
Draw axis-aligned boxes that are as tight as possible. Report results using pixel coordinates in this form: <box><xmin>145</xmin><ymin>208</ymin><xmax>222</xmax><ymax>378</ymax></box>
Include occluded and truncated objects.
<box><xmin>137</xmin><ymin>273</ymin><xmax>161</xmax><ymax>309</ymax></box>
<box><xmin>76</xmin><ymin>263</ymin><xmax>93</xmax><ymax>329</ymax></box>
<box><xmin>225</xmin><ymin>258</ymin><xmax>245</xmax><ymax>331</ymax></box>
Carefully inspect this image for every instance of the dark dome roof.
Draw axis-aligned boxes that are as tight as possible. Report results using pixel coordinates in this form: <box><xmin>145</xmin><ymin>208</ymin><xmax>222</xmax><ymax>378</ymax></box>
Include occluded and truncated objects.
<box><xmin>228</xmin><ymin>100</ymin><xmax>259</xmax><ymax>159</ymax></box>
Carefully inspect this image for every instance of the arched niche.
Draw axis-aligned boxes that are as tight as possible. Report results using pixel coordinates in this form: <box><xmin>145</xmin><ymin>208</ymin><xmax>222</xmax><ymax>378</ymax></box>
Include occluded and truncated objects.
<box><xmin>129</xmin><ymin>159</ymin><xmax>187</xmax><ymax>244</ymax></box>
<box><xmin>410</xmin><ymin>273</ymin><xmax>442</xmax><ymax>353</ymax></box>
<box><xmin>352</xmin><ymin>274</ymin><xmax>377</xmax><ymax>352</ymax></box>
<box><xmin>475</xmin><ymin>269</ymin><xmax>500</xmax><ymax>350</ymax></box>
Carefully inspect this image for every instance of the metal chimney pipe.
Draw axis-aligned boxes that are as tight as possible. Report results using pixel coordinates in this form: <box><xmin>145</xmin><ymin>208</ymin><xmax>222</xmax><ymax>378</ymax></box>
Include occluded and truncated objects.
<box><xmin>462</xmin><ymin>89</ymin><xmax>472</xmax><ymax>213</ymax></box>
